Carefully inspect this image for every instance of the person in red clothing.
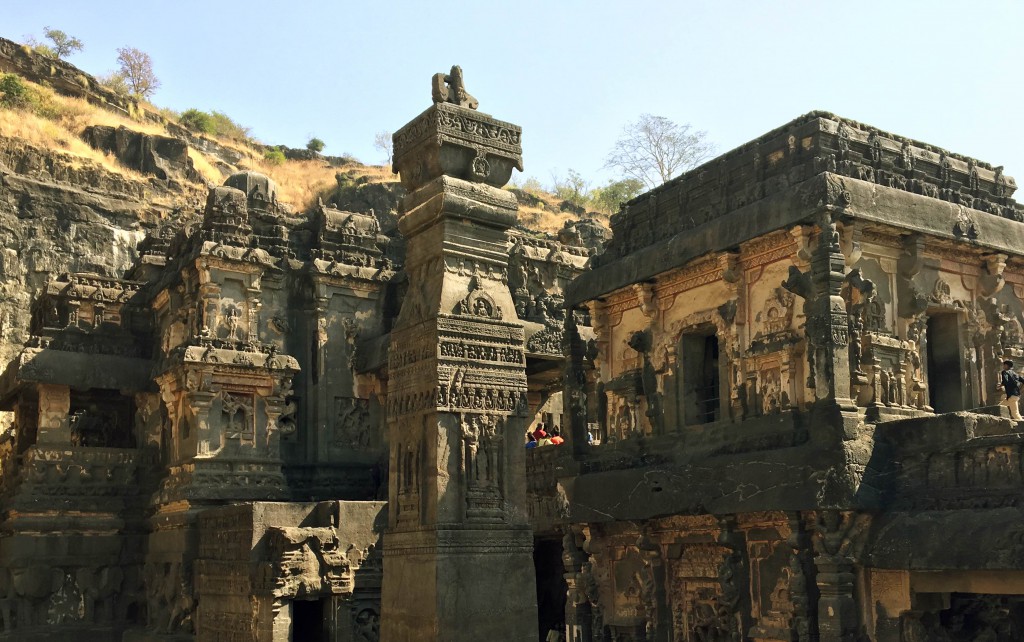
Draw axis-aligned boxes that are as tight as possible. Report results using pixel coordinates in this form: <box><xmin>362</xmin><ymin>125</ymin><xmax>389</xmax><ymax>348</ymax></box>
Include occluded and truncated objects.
<box><xmin>533</xmin><ymin>425</ymin><xmax>552</xmax><ymax>446</ymax></box>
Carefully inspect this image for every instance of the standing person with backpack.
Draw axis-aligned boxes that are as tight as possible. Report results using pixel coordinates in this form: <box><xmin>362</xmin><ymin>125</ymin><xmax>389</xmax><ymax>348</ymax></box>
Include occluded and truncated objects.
<box><xmin>999</xmin><ymin>360</ymin><xmax>1023</xmax><ymax>420</ymax></box>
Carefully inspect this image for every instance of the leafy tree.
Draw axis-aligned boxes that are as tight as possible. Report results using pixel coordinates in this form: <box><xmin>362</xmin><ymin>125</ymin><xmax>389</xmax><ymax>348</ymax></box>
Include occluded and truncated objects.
<box><xmin>115</xmin><ymin>47</ymin><xmax>160</xmax><ymax>98</ymax></box>
<box><xmin>180</xmin><ymin>109</ymin><xmax>215</xmax><ymax>134</ymax></box>
<box><xmin>604</xmin><ymin>114</ymin><xmax>714</xmax><ymax>189</ymax></box>
<box><xmin>43</xmin><ymin>27</ymin><xmax>83</xmax><ymax>59</ymax></box>
<box><xmin>374</xmin><ymin>131</ymin><xmax>392</xmax><ymax>165</ymax></box>
<box><xmin>592</xmin><ymin>178</ymin><xmax>644</xmax><ymax>213</ymax></box>
<box><xmin>306</xmin><ymin>137</ymin><xmax>325</xmax><ymax>153</ymax></box>
<box><xmin>264</xmin><ymin>149</ymin><xmax>286</xmax><ymax>166</ymax></box>
<box><xmin>552</xmin><ymin>169</ymin><xmax>591</xmax><ymax>210</ymax></box>
<box><xmin>97</xmin><ymin>71</ymin><xmax>129</xmax><ymax>95</ymax></box>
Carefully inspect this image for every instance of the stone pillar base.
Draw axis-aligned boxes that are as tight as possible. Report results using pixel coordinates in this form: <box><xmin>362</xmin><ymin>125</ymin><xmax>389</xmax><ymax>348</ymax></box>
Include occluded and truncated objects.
<box><xmin>380</xmin><ymin>526</ymin><xmax>538</xmax><ymax>642</ymax></box>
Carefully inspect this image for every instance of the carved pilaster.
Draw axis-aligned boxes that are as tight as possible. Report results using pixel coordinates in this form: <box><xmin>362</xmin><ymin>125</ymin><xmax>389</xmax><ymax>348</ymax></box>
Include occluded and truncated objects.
<box><xmin>563</xmin><ymin>528</ymin><xmax>593</xmax><ymax>642</ymax></box>
<box><xmin>812</xmin><ymin>511</ymin><xmax>870</xmax><ymax>642</ymax></box>
<box><xmin>785</xmin><ymin>217</ymin><xmax>856</xmax><ymax>410</ymax></box>
<box><xmin>717</xmin><ymin>516</ymin><xmax>752</xmax><ymax>641</ymax></box>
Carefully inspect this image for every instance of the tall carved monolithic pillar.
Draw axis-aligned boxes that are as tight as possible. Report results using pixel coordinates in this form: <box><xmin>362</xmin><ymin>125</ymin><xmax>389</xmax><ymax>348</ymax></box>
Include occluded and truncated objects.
<box><xmin>380</xmin><ymin>66</ymin><xmax>538</xmax><ymax>641</ymax></box>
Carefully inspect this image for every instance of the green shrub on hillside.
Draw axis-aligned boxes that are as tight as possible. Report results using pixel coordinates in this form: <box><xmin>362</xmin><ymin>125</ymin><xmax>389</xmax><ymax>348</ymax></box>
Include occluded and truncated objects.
<box><xmin>179</xmin><ymin>108</ymin><xmax>215</xmax><ymax>134</ymax></box>
<box><xmin>0</xmin><ymin>74</ymin><xmax>31</xmax><ymax>109</ymax></box>
<box><xmin>209</xmin><ymin>111</ymin><xmax>251</xmax><ymax>140</ymax></box>
<box><xmin>177</xmin><ymin>108</ymin><xmax>251</xmax><ymax>141</ymax></box>
<box><xmin>0</xmin><ymin>73</ymin><xmax>76</xmax><ymax>120</ymax></box>
<box><xmin>306</xmin><ymin>137</ymin><xmax>325</xmax><ymax>153</ymax></box>
<box><xmin>264</xmin><ymin>149</ymin><xmax>286</xmax><ymax>165</ymax></box>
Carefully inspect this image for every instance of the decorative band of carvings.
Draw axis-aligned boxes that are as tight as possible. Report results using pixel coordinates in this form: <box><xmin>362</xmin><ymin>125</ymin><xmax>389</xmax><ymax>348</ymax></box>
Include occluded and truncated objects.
<box><xmin>382</xmin><ymin>543</ymin><xmax>534</xmax><ymax>556</ymax></box>
<box><xmin>437</xmin><ymin>315</ymin><xmax>525</xmax><ymax>340</ymax></box>
<box><xmin>383</xmin><ymin>528</ymin><xmax>533</xmax><ymax>556</ymax></box>
<box><xmin>656</xmin><ymin>267</ymin><xmax>724</xmax><ymax>301</ymax></box>
<box><xmin>439</xmin><ymin>339</ymin><xmax>525</xmax><ymax>364</ymax></box>
<box><xmin>603</xmin><ymin>294</ymin><xmax>639</xmax><ymax>318</ymax></box>
<box><xmin>394</xmin><ymin>104</ymin><xmax>523</xmax><ymax>162</ymax></box>
<box><xmin>740</xmin><ymin>230</ymin><xmax>797</xmax><ymax>268</ymax></box>
<box><xmin>386</xmin><ymin>386</ymin><xmax>528</xmax><ymax>418</ymax></box>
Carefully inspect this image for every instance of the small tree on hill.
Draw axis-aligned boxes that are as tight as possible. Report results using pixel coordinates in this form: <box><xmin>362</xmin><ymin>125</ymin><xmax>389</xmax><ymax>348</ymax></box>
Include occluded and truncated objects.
<box><xmin>374</xmin><ymin>131</ymin><xmax>392</xmax><ymax>165</ymax></box>
<box><xmin>552</xmin><ymin>169</ymin><xmax>591</xmax><ymax>211</ymax></box>
<box><xmin>115</xmin><ymin>47</ymin><xmax>160</xmax><ymax>99</ymax></box>
<box><xmin>306</xmin><ymin>137</ymin><xmax>325</xmax><ymax>153</ymax></box>
<box><xmin>97</xmin><ymin>71</ymin><xmax>129</xmax><ymax>95</ymax></box>
<box><xmin>604</xmin><ymin>114</ymin><xmax>714</xmax><ymax>189</ymax></box>
<box><xmin>592</xmin><ymin>178</ymin><xmax>644</xmax><ymax>213</ymax></box>
<box><xmin>43</xmin><ymin>27</ymin><xmax>83</xmax><ymax>59</ymax></box>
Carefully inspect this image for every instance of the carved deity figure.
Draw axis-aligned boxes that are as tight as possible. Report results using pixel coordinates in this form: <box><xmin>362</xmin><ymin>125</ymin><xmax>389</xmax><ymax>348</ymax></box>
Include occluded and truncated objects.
<box><xmin>479</xmin><ymin>415</ymin><xmax>499</xmax><ymax>485</ymax></box>
<box><xmin>221</xmin><ymin>393</ymin><xmax>254</xmax><ymax>440</ymax></box>
<box><xmin>460</xmin><ymin>416</ymin><xmax>481</xmax><ymax>484</ymax></box>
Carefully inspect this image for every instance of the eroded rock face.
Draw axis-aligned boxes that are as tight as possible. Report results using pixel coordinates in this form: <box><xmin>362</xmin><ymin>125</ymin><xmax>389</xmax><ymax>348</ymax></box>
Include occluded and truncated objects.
<box><xmin>83</xmin><ymin>125</ymin><xmax>201</xmax><ymax>185</ymax></box>
<box><xmin>0</xmin><ymin>137</ymin><xmax>198</xmax><ymax>389</ymax></box>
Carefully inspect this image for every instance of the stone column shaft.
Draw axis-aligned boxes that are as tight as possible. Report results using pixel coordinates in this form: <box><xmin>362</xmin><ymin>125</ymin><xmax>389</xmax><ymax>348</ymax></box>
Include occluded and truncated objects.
<box><xmin>380</xmin><ymin>71</ymin><xmax>538</xmax><ymax>642</ymax></box>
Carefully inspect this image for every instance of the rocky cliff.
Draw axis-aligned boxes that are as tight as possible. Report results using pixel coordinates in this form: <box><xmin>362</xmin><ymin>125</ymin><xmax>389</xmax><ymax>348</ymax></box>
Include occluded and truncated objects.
<box><xmin>0</xmin><ymin>137</ymin><xmax>203</xmax><ymax>377</ymax></box>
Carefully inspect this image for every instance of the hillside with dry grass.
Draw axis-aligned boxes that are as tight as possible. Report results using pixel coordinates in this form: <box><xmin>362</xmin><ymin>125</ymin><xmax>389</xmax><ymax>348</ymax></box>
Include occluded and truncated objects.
<box><xmin>0</xmin><ymin>54</ymin><xmax>608</xmax><ymax>235</ymax></box>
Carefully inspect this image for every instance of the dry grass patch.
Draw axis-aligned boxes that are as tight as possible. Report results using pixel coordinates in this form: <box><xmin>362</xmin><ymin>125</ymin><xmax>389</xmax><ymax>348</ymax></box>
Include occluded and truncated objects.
<box><xmin>241</xmin><ymin>158</ymin><xmax>345</xmax><ymax>211</ymax></box>
<box><xmin>188</xmin><ymin>148</ymin><xmax>224</xmax><ymax>185</ymax></box>
<box><xmin>357</xmin><ymin>164</ymin><xmax>395</xmax><ymax>183</ymax></box>
<box><xmin>0</xmin><ymin>108</ymin><xmax>146</xmax><ymax>179</ymax></box>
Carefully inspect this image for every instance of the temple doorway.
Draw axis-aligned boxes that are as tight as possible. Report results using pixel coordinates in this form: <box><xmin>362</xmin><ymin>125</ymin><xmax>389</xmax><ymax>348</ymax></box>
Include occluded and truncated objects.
<box><xmin>681</xmin><ymin>330</ymin><xmax>720</xmax><ymax>424</ymax></box>
<box><xmin>292</xmin><ymin>598</ymin><xmax>327</xmax><ymax>642</ymax></box>
<box><xmin>534</xmin><ymin>537</ymin><xmax>566</xmax><ymax>642</ymax></box>
<box><xmin>927</xmin><ymin>313</ymin><xmax>965</xmax><ymax>413</ymax></box>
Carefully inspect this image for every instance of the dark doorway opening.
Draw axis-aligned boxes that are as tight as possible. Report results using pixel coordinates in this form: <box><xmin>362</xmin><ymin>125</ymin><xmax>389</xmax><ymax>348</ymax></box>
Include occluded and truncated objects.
<box><xmin>292</xmin><ymin>599</ymin><xmax>327</xmax><ymax>642</ymax></box>
<box><xmin>681</xmin><ymin>331</ymin><xmax>720</xmax><ymax>424</ymax></box>
<box><xmin>534</xmin><ymin>538</ymin><xmax>566</xmax><ymax>642</ymax></box>
<box><xmin>927</xmin><ymin>313</ymin><xmax>964</xmax><ymax>413</ymax></box>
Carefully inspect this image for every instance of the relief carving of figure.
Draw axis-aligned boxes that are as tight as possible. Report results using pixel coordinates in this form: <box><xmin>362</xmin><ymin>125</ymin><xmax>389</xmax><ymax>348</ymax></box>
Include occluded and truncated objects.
<box><xmin>460</xmin><ymin>415</ymin><xmax>481</xmax><ymax>484</ymax></box>
<box><xmin>354</xmin><ymin>608</ymin><xmax>380</xmax><ymax>642</ymax></box>
<box><xmin>221</xmin><ymin>393</ymin><xmax>254</xmax><ymax>441</ymax></box>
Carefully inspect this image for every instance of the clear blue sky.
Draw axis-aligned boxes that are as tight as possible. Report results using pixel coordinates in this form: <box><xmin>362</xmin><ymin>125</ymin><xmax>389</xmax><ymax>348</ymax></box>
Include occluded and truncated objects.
<box><xmin>5</xmin><ymin>0</ymin><xmax>1023</xmax><ymax>190</ymax></box>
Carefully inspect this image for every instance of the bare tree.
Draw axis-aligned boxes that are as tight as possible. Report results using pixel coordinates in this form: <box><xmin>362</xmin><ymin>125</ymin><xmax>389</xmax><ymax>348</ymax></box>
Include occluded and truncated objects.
<box><xmin>374</xmin><ymin>131</ymin><xmax>393</xmax><ymax>166</ymax></box>
<box><xmin>604</xmin><ymin>114</ymin><xmax>715</xmax><ymax>189</ymax></box>
<box><xmin>115</xmin><ymin>47</ymin><xmax>160</xmax><ymax>99</ymax></box>
<box><xmin>43</xmin><ymin>27</ymin><xmax>83</xmax><ymax>59</ymax></box>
